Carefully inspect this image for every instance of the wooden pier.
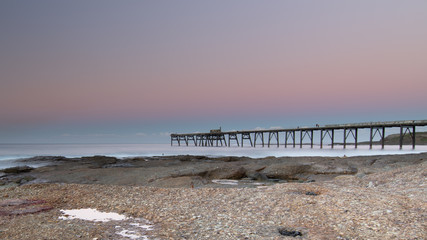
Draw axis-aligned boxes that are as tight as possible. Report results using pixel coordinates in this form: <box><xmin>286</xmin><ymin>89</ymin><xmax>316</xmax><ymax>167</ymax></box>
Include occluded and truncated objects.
<box><xmin>171</xmin><ymin>120</ymin><xmax>427</xmax><ymax>149</ymax></box>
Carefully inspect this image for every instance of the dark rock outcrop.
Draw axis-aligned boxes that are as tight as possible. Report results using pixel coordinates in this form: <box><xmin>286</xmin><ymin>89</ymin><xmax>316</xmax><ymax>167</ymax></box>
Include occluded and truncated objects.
<box><xmin>201</xmin><ymin>166</ymin><xmax>246</xmax><ymax>180</ymax></box>
<box><xmin>81</xmin><ymin>156</ymin><xmax>118</xmax><ymax>168</ymax></box>
<box><xmin>1</xmin><ymin>166</ymin><xmax>34</xmax><ymax>174</ymax></box>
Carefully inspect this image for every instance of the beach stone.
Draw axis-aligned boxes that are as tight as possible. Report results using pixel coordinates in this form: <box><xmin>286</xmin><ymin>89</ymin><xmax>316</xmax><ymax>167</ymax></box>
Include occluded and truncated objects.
<box><xmin>278</xmin><ymin>227</ymin><xmax>303</xmax><ymax>237</ymax></box>
<box><xmin>305</xmin><ymin>191</ymin><xmax>318</xmax><ymax>196</ymax></box>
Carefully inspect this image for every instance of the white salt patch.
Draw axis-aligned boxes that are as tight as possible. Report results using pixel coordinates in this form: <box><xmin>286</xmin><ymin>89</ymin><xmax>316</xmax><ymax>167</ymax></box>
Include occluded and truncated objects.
<box><xmin>252</xmin><ymin>182</ymin><xmax>266</xmax><ymax>186</ymax></box>
<box><xmin>117</xmin><ymin>229</ymin><xmax>147</xmax><ymax>240</ymax></box>
<box><xmin>212</xmin><ymin>179</ymin><xmax>239</xmax><ymax>185</ymax></box>
<box><xmin>115</xmin><ymin>221</ymin><xmax>153</xmax><ymax>240</ymax></box>
<box><xmin>60</xmin><ymin>209</ymin><xmax>154</xmax><ymax>239</ymax></box>
<box><xmin>59</xmin><ymin>208</ymin><xmax>127</xmax><ymax>222</ymax></box>
<box><xmin>130</xmin><ymin>222</ymin><xmax>154</xmax><ymax>231</ymax></box>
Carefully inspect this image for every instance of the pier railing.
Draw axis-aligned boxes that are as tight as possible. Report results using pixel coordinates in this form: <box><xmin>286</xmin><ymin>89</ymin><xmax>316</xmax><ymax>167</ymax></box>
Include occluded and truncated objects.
<box><xmin>171</xmin><ymin>120</ymin><xmax>427</xmax><ymax>149</ymax></box>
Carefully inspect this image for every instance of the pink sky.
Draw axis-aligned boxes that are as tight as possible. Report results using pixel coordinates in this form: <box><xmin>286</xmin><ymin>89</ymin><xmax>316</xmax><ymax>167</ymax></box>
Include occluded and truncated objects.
<box><xmin>0</xmin><ymin>1</ymin><xmax>426</xmax><ymax>143</ymax></box>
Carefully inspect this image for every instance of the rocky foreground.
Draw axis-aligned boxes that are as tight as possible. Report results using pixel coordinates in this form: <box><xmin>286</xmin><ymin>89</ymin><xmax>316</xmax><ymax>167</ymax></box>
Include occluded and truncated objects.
<box><xmin>0</xmin><ymin>153</ymin><xmax>426</xmax><ymax>239</ymax></box>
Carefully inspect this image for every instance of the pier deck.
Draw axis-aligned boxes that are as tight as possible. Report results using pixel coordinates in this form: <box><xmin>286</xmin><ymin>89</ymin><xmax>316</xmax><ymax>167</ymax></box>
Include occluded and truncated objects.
<box><xmin>171</xmin><ymin>120</ymin><xmax>427</xmax><ymax>149</ymax></box>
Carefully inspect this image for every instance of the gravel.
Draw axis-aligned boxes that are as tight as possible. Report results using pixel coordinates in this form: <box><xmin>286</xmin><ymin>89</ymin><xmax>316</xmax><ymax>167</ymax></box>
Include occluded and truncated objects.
<box><xmin>0</xmin><ymin>161</ymin><xmax>426</xmax><ymax>239</ymax></box>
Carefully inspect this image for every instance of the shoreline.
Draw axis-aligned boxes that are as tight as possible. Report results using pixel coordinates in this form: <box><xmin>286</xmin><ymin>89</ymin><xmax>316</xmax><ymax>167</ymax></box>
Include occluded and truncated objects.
<box><xmin>1</xmin><ymin>152</ymin><xmax>426</xmax><ymax>188</ymax></box>
<box><xmin>1</xmin><ymin>144</ymin><xmax>427</xmax><ymax>171</ymax></box>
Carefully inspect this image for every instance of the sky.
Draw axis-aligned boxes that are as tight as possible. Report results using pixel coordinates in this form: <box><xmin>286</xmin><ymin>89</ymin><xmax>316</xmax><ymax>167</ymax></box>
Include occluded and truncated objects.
<box><xmin>1</xmin><ymin>0</ymin><xmax>426</xmax><ymax>143</ymax></box>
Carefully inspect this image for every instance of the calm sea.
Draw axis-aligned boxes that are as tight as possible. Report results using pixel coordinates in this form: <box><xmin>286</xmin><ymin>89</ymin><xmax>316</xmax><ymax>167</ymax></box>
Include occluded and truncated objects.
<box><xmin>1</xmin><ymin>143</ymin><xmax>426</xmax><ymax>169</ymax></box>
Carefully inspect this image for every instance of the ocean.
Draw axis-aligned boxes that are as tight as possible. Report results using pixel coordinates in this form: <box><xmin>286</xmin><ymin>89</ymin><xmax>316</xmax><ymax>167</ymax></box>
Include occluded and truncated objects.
<box><xmin>1</xmin><ymin>143</ymin><xmax>426</xmax><ymax>170</ymax></box>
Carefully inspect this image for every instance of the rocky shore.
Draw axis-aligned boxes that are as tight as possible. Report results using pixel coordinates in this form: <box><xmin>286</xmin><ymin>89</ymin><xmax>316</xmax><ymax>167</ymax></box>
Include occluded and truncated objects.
<box><xmin>0</xmin><ymin>153</ymin><xmax>426</xmax><ymax>239</ymax></box>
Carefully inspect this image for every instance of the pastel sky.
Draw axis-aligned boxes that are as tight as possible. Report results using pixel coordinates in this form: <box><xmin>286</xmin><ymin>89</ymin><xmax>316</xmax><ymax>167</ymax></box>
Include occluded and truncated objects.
<box><xmin>1</xmin><ymin>1</ymin><xmax>426</xmax><ymax>143</ymax></box>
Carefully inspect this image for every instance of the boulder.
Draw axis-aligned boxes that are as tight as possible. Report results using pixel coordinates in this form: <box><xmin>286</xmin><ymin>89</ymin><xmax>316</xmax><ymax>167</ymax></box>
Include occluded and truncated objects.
<box><xmin>261</xmin><ymin>164</ymin><xmax>311</xmax><ymax>180</ymax></box>
<box><xmin>309</xmin><ymin>164</ymin><xmax>357</xmax><ymax>175</ymax></box>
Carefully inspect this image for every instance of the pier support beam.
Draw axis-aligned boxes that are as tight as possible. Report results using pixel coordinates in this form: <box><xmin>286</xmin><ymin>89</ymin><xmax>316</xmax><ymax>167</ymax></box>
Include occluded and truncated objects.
<box><xmin>320</xmin><ymin>129</ymin><xmax>334</xmax><ymax>149</ymax></box>
<box><xmin>187</xmin><ymin>135</ymin><xmax>197</xmax><ymax>146</ymax></box>
<box><xmin>254</xmin><ymin>132</ymin><xmax>264</xmax><ymax>147</ymax></box>
<box><xmin>215</xmin><ymin>134</ymin><xmax>226</xmax><ymax>147</ymax></box>
<box><xmin>228</xmin><ymin>133</ymin><xmax>239</xmax><ymax>147</ymax></box>
<box><xmin>285</xmin><ymin>131</ymin><xmax>296</xmax><ymax>148</ymax></box>
<box><xmin>268</xmin><ymin>131</ymin><xmax>279</xmax><ymax>147</ymax></box>
<box><xmin>370</xmin><ymin>127</ymin><xmax>385</xmax><ymax>149</ymax></box>
<box><xmin>177</xmin><ymin>135</ymin><xmax>188</xmax><ymax>146</ymax></box>
<box><xmin>241</xmin><ymin>133</ymin><xmax>253</xmax><ymax>147</ymax></box>
<box><xmin>171</xmin><ymin>135</ymin><xmax>179</xmax><ymax>146</ymax></box>
<box><xmin>400</xmin><ymin>126</ymin><xmax>416</xmax><ymax>149</ymax></box>
<box><xmin>300</xmin><ymin>130</ymin><xmax>313</xmax><ymax>148</ymax></box>
<box><xmin>343</xmin><ymin>128</ymin><xmax>358</xmax><ymax>149</ymax></box>
<box><xmin>197</xmin><ymin>135</ymin><xmax>210</xmax><ymax>147</ymax></box>
<box><xmin>196</xmin><ymin>135</ymin><xmax>204</xmax><ymax>146</ymax></box>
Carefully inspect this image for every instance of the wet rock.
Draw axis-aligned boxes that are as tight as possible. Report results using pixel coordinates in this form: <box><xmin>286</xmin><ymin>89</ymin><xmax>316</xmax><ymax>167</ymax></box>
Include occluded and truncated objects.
<box><xmin>24</xmin><ymin>156</ymin><xmax>67</xmax><ymax>162</ymax></box>
<box><xmin>1</xmin><ymin>166</ymin><xmax>34</xmax><ymax>174</ymax></box>
<box><xmin>278</xmin><ymin>227</ymin><xmax>302</xmax><ymax>237</ymax></box>
<box><xmin>305</xmin><ymin>191</ymin><xmax>318</xmax><ymax>196</ymax></box>
<box><xmin>215</xmin><ymin>156</ymin><xmax>247</xmax><ymax>162</ymax></box>
<box><xmin>202</xmin><ymin>167</ymin><xmax>246</xmax><ymax>180</ymax></box>
<box><xmin>102</xmin><ymin>163</ymin><xmax>135</xmax><ymax>168</ymax></box>
<box><xmin>171</xmin><ymin>155</ymin><xmax>209</xmax><ymax>162</ymax></box>
<box><xmin>14</xmin><ymin>176</ymin><xmax>36</xmax><ymax>184</ymax></box>
<box><xmin>0</xmin><ymin>199</ymin><xmax>53</xmax><ymax>216</ymax></box>
<box><xmin>81</xmin><ymin>156</ymin><xmax>118</xmax><ymax>168</ymax></box>
<box><xmin>245</xmin><ymin>171</ymin><xmax>269</xmax><ymax>181</ymax></box>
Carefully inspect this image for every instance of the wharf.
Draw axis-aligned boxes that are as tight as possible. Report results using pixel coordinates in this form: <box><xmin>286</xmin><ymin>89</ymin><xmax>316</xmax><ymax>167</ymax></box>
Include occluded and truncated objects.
<box><xmin>171</xmin><ymin>120</ymin><xmax>427</xmax><ymax>149</ymax></box>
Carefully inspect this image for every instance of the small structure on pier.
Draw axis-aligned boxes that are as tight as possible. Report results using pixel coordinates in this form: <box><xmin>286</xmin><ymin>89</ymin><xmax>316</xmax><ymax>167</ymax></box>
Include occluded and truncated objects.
<box><xmin>171</xmin><ymin>120</ymin><xmax>427</xmax><ymax>150</ymax></box>
<box><xmin>210</xmin><ymin>127</ymin><xmax>222</xmax><ymax>133</ymax></box>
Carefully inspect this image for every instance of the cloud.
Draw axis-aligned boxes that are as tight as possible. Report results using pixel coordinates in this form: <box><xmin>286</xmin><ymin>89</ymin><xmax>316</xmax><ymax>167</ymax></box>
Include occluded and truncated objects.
<box><xmin>60</xmin><ymin>133</ymin><xmax>118</xmax><ymax>137</ymax></box>
<box><xmin>87</xmin><ymin>133</ymin><xmax>118</xmax><ymax>137</ymax></box>
<box><xmin>151</xmin><ymin>132</ymin><xmax>171</xmax><ymax>137</ymax></box>
<box><xmin>135</xmin><ymin>132</ymin><xmax>148</xmax><ymax>136</ymax></box>
<box><xmin>158</xmin><ymin>132</ymin><xmax>171</xmax><ymax>137</ymax></box>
